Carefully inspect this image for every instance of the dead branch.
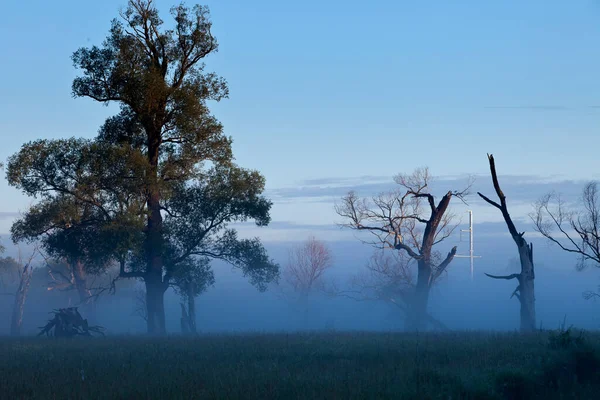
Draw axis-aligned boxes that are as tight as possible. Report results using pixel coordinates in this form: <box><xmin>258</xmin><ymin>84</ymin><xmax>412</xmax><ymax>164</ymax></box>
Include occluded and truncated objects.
<box><xmin>478</xmin><ymin>153</ymin><xmax>536</xmax><ymax>332</ymax></box>
<box><xmin>484</xmin><ymin>273</ymin><xmax>521</xmax><ymax>280</ymax></box>
<box><xmin>531</xmin><ymin>181</ymin><xmax>600</xmax><ymax>271</ymax></box>
<box><xmin>37</xmin><ymin>307</ymin><xmax>105</xmax><ymax>337</ymax></box>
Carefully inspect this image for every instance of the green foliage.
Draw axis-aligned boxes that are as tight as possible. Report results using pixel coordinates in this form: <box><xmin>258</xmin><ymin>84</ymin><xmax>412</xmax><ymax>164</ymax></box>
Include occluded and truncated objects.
<box><xmin>162</xmin><ymin>165</ymin><xmax>278</xmax><ymax>291</ymax></box>
<box><xmin>67</xmin><ymin>0</ymin><xmax>279</xmax><ymax>302</ymax></box>
<box><xmin>6</xmin><ymin>138</ymin><xmax>147</xmax><ymax>273</ymax></box>
<box><xmin>6</xmin><ymin>1</ymin><xmax>278</xmax><ymax>333</ymax></box>
<box><xmin>72</xmin><ymin>0</ymin><xmax>233</xmax><ymax>177</ymax></box>
<box><xmin>169</xmin><ymin>256</ymin><xmax>214</xmax><ymax>299</ymax></box>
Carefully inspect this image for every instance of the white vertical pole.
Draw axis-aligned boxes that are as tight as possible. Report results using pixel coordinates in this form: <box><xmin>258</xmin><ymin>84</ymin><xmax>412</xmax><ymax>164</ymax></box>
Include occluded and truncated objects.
<box><xmin>457</xmin><ymin>210</ymin><xmax>480</xmax><ymax>280</ymax></box>
<box><xmin>469</xmin><ymin>210</ymin><xmax>474</xmax><ymax>281</ymax></box>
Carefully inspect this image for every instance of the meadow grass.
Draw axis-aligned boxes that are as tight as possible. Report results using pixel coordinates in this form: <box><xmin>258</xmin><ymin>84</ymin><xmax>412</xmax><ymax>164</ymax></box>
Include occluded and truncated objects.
<box><xmin>1</xmin><ymin>330</ymin><xmax>600</xmax><ymax>399</ymax></box>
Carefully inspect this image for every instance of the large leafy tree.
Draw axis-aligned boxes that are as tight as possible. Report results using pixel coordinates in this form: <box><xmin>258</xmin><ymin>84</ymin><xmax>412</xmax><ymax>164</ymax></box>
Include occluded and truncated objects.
<box><xmin>7</xmin><ymin>138</ymin><xmax>146</xmax><ymax>313</ymax></box>
<box><xmin>70</xmin><ymin>0</ymin><xmax>278</xmax><ymax>333</ymax></box>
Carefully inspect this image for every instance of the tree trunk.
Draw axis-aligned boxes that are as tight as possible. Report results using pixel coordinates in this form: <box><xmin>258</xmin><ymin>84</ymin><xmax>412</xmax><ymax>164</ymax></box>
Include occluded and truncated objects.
<box><xmin>406</xmin><ymin>260</ymin><xmax>431</xmax><ymax>331</ymax></box>
<box><xmin>145</xmin><ymin>274</ymin><xmax>166</xmax><ymax>335</ymax></box>
<box><xmin>10</xmin><ymin>264</ymin><xmax>32</xmax><ymax>336</ymax></box>
<box><xmin>145</xmin><ymin>134</ymin><xmax>166</xmax><ymax>334</ymax></box>
<box><xmin>180</xmin><ymin>303</ymin><xmax>190</xmax><ymax>334</ymax></box>
<box><xmin>72</xmin><ymin>260</ymin><xmax>95</xmax><ymax>322</ymax></box>
<box><xmin>187</xmin><ymin>283</ymin><xmax>197</xmax><ymax>334</ymax></box>
<box><xmin>180</xmin><ymin>283</ymin><xmax>197</xmax><ymax>335</ymax></box>
<box><xmin>478</xmin><ymin>154</ymin><xmax>537</xmax><ymax>333</ymax></box>
<box><xmin>517</xmin><ymin>242</ymin><xmax>536</xmax><ymax>332</ymax></box>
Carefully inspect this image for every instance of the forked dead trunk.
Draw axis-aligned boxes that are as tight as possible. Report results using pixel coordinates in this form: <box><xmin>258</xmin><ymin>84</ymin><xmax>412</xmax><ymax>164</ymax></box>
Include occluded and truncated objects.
<box><xmin>478</xmin><ymin>154</ymin><xmax>536</xmax><ymax>332</ymax></box>
<box><xmin>10</xmin><ymin>264</ymin><xmax>32</xmax><ymax>336</ymax></box>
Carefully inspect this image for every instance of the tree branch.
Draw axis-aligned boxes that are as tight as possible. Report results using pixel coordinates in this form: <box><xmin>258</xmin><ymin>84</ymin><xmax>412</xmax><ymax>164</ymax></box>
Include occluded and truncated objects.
<box><xmin>430</xmin><ymin>246</ymin><xmax>457</xmax><ymax>285</ymax></box>
<box><xmin>484</xmin><ymin>272</ymin><xmax>521</xmax><ymax>281</ymax></box>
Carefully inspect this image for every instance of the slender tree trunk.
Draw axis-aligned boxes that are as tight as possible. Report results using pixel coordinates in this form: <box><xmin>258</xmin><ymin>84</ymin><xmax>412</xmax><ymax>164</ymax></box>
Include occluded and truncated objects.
<box><xmin>180</xmin><ymin>283</ymin><xmax>197</xmax><ymax>335</ymax></box>
<box><xmin>10</xmin><ymin>264</ymin><xmax>32</xmax><ymax>336</ymax></box>
<box><xmin>406</xmin><ymin>260</ymin><xmax>432</xmax><ymax>331</ymax></box>
<box><xmin>302</xmin><ymin>293</ymin><xmax>310</xmax><ymax>328</ymax></box>
<box><xmin>180</xmin><ymin>303</ymin><xmax>190</xmax><ymax>334</ymax></box>
<box><xmin>187</xmin><ymin>283</ymin><xmax>197</xmax><ymax>334</ymax></box>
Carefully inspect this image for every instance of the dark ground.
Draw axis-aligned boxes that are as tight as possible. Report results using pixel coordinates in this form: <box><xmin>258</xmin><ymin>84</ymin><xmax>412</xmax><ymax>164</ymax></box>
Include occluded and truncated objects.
<box><xmin>1</xmin><ymin>330</ymin><xmax>599</xmax><ymax>399</ymax></box>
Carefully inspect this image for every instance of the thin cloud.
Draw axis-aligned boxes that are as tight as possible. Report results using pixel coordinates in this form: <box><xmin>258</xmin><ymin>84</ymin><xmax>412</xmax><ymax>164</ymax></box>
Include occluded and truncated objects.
<box><xmin>484</xmin><ymin>105</ymin><xmax>569</xmax><ymax>110</ymax></box>
<box><xmin>230</xmin><ymin>219</ymin><xmax>552</xmax><ymax>245</ymax></box>
<box><xmin>232</xmin><ymin>221</ymin><xmax>342</xmax><ymax>232</ymax></box>
<box><xmin>267</xmin><ymin>174</ymin><xmax>587</xmax><ymax>204</ymax></box>
<box><xmin>297</xmin><ymin>175</ymin><xmax>390</xmax><ymax>186</ymax></box>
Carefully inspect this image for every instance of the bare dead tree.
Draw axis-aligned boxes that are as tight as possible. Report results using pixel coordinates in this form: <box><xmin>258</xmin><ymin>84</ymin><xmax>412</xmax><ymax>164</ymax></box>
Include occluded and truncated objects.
<box><xmin>478</xmin><ymin>154</ymin><xmax>536</xmax><ymax>332</ymax></box>
<box><xmin>38</xmin><ymin>252</ymin><xmax>101</xmax><ymax>322</ymax></box>
<box><xmin>279</xmin><ymin>236</ymin><xmax>334</xmax><ymax>324</ymax></box>
<box><xmin>327</xmin><ymin>249</ymin><xmax>449</xmax><ymax>331</ymax></box>
<box><xmin>532</xmin><ymin>181</ymin><xmax>600</xmax><ymax>269</ymax></box>
<box><xmin>335</xmin><ymin>167</ymin><xmax>471</xmax><ymax>331</ymax></box>
<box><xmin>10</xmin><ymin>246</ymin><xmax>38</xmax><ymax>336</ymax></box>
<box><xmin>531</xmin><ymin>181</ymin><xmax>600</xmax><ymax>300</ymax></box>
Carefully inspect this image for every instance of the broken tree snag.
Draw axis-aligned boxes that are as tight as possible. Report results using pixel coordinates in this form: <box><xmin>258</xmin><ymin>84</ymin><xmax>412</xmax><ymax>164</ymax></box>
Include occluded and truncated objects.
<box><xmin>335</xmin><ymin>168</ymin><xmax>472</xmax><ymax>331</ymax></box>
<box><xmin>478</xmin><ymin>154</ymin><xmax>536</xmax><ymax>332</ymax></box>
<box><xmin>10</xmin><ymin>264</ymin><xmax>32</xmax><ymax>336</ymax></box>
<box><xmin>37</xmin><ymin>307</ymin><xmax>105</xmax><ymax>338</ymax></box>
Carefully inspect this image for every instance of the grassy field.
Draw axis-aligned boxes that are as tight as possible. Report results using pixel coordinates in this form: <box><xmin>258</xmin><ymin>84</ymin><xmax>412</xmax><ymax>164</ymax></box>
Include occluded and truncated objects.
<box><xmin>1</xmin><ymin>330</ymin><xmax>600</xmax><ymax>399</ymax></box>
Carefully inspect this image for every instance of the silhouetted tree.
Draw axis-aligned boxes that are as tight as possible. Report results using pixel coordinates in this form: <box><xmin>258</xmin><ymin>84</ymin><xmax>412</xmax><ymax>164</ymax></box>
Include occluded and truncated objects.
<box><xmin>531</xmin><ymin>181</ymin><xmax>600</xmax><ymax>300</ymax></box>
<box><xmin>335</xmin><ymin>167</ymin><xmax>470</xmax><ymax>331</ymax></box>
<box><xmin>70</xmin><ymin>0</ymin><xmax>278</xmax><ymax>334</ymax></box>
<box><xmin>172</xmin><ymin>257</ymin><xmax>214</xmax><ymax>334</ymax></box>
<box><xmin>478</xmin><ymin>154</ymin><xmax>536</xmax><ymax>332</ymax></box>
<box><xmin>7</xmin><ymin>139</ymin><xmax>147</xmax><ymax>319</ymax></box>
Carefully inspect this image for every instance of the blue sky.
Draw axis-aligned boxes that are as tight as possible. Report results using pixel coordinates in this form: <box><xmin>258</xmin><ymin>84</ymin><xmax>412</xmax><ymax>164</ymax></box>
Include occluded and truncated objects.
<box><xmin>1</xmin><ymin>0</ymin><xmax>599</xmax><ymax>237</ymax></box>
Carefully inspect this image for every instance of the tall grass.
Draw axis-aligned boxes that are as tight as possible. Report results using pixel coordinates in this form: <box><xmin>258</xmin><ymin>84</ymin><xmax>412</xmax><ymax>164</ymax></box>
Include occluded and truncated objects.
<box><xmin>1</xmin><ymin>330</ymin><xmax>599</xmax><ymax>399</ymax></box>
